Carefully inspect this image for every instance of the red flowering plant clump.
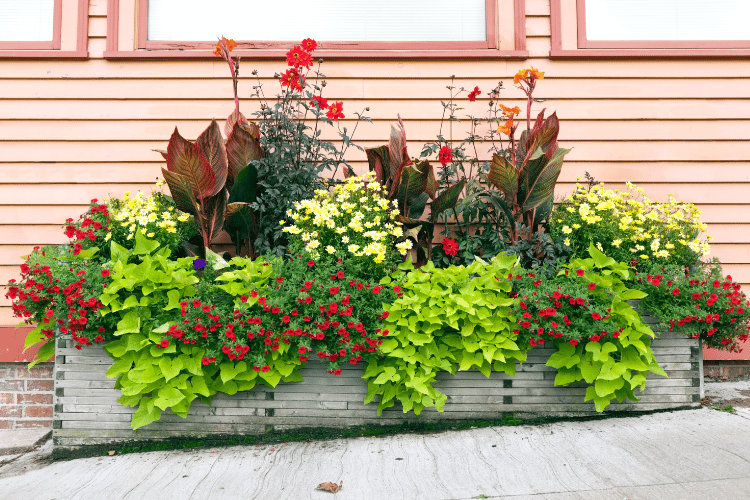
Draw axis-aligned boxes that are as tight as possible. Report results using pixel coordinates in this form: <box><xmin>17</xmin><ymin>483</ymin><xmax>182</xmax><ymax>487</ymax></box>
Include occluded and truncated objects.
<box><xmin>633</xmin><ymin>261</ymin><xmax>750</xmax><ymax>352</ymax></box>
<box><xmin>5</xmin><ymin>200</ymin><xmax>117</xmax><ymax>363</ymax></box>
<box><xmin>508</xmin><ymin>245</ymin><xmax>667</xmax><ymax>411</ymax></box>
<box><xmin>225</xmin><ymin>253</ymin><xmax>394</xmax><ymax>375</ymax></box>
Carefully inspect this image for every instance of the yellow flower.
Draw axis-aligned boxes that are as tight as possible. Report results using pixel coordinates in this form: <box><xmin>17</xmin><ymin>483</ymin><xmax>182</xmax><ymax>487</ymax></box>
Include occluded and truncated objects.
<box><xmin>562</xmin><ymin>226</ymin><xmax>572</xmax><ymax>234</ymax></box>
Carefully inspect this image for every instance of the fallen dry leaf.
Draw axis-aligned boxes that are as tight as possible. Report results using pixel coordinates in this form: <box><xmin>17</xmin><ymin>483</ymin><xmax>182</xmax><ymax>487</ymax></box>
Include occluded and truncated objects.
<box><xmin>107</xmin><ymin>451</ymin><xmax>116</xmax><ymax>456</ymax></box>
<box><xmin>316</xmin><ymin>481</ymin><xmax>343</xmax><ymax>493</ymax></box>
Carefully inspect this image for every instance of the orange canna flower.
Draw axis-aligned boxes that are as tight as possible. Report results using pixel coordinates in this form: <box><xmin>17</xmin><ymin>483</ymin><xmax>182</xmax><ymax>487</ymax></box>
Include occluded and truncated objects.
<box><xmin>513</xmin><ymin>67</ymin><xmax>545</xmax><ymax>85</ymax></box>
<box><xmin>499</xmin><ymin>104</ymin><xmax>521</xmax><ymax>116</ymax></box>
<box><xmin>497</xmin><ymin>117</ymin><xmax>514</xmax><ymax>135</ymax></box>
<box><xmin>513</xmin><ymin>69</ymin><xmax>528</xmax><ymax>85</ymax></box>
<box><xmin>213</xmin><ymin>37</ymin><xmax>237</xmax><ymax>57</ymax></box>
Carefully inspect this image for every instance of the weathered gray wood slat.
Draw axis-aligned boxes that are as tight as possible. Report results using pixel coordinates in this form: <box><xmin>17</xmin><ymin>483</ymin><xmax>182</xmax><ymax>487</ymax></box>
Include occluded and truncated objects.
<box><xmin>53</xmin><ymin>328</ymin><xmax>703</xmax><ymax>448</ymax></box>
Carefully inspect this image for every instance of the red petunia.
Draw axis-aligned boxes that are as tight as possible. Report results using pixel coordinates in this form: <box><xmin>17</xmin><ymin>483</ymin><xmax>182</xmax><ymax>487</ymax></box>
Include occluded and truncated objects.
<box><xmin>308</xmin><ymin>261</ymin><xmax>315</xmax><ymax>267</ymax></box>
<box><xmin>672</xmin><ymin>288</ymin><xmax>681</xmax><ymax>296</ymax></box>
<box><xmin>301</xmin><ymin>38</ymin><xmax>317</xmax><ymax>52</ymax></box>
<box><xmin>330</xmin><ymin>286</ymin><xmax>339</xmax><ymax>295</ymax></box>
<box><xmin>326</xmin><ymin>102</ymin><xmax>345</xmax><ymax>121</ymax></box>
<box><xmin>438</xmin><ymin>146</ymin><xmax>453</xmax><ymax>166</ymax></box>
<box><xmin>576</xmin><ymin>269</ymin><xmax>585</xmax><ymax>277</ymax></box>
<box><xmin>588</xmin><ymin>283</ymin><xmax>596</xmax><ymax>290</ymax></box>
<box><xmin>442</xmin><ymin>238</ymin><xmax>459</xmax><ymax>256</ymax></box>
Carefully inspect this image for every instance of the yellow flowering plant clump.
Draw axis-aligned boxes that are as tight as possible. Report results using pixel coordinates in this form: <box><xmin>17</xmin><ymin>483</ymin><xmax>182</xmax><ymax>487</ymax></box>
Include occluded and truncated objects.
<box><xmin>106</xmin><ymin>186</ymin><xmax>197</xmax><ymax>256</ymax></box>
<box><xmin>282</xmin><ymin>173</ymin><xmax>408</xmax><ymax>278</ymax></box>
<box><xmin>550</xmin><ymin>181</ymin><xmax>709</xmax><ymax>269</ymax></box>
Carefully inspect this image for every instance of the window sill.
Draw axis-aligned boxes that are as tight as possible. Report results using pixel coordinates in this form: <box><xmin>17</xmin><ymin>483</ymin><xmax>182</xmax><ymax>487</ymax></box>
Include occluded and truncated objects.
<box><xmin>104</xmin><ymin>48</ymin><xmax>529</xmax><ymax>60</ymax></box>
<box><xmin>550</xmin><ymin>48</ymin><xmax>750</xmax><ymax>59</ymax></box>
<box><xmin>0</xmin><ymin>50</ymin><xmax>88</xmax><ymax>59</ymax></box>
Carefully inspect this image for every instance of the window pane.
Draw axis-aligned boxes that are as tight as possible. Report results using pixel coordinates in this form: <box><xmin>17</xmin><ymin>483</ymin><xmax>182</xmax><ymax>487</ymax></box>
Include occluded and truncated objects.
<box><xmin>586</xmin><ymin>0</ymin><xmax>750</xmax><ymax>41</ymax></box>
<box><xmin>0</xmin><ymin>0</ymin><xmax>54</xmax><ymax>42</ymax></box>
<box><xmin>148</xmin><ymin>0</ymin><xmax>486</xmax><ymax>42</ymax></box>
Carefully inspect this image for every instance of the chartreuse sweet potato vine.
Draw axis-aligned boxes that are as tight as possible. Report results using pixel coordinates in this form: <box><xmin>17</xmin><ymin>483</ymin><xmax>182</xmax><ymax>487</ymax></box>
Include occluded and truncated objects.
<box><xmin>99</xmin><ymin>233</ymin><xmax>295</xmax><ymax>429</ymax></box>
<box><xmin>364</xmin><ymin>254</ymin><xmax>528</xmax><ymax>416</ymax></box>
<box><xmin>522</xmin><ymin>246</ymin><xmax>668</xmax><ymax>412</ymax></box>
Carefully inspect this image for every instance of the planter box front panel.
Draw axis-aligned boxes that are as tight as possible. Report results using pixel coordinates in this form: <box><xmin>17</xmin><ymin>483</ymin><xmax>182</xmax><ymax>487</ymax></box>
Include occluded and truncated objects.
<box><xmin>52</xmin><ymin>328</ymin><xmax>703</xmax><ymax>448</ymax></box>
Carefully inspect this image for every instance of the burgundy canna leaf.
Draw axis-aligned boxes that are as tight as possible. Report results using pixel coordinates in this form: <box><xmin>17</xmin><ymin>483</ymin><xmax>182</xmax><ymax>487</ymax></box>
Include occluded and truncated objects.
<box><xmin>166</xmin><ymin>127</ymin><xmax>217</xmax><ymax>200</ymax></box>
<box><xmin>196</xmin><ymin>120</ymin><xmax>228</xmax><ymax>196</ymax></box>
<box><xmin>224</xmin><ymin>109</ymin><xmax>248</xmax><ymax>140</ymax></box>
<box><xmin>226</xmin><ymin>122</ymin><xmax>264</xmax><ymax>186</ymax></box>
<box><xmin>161</xmin><ymin>168</ymin><xmax>198</xmax><ymax>216</ymax></box>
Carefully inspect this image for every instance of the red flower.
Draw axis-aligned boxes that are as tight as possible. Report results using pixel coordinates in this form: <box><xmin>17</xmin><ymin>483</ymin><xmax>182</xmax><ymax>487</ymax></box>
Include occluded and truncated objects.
<box><xmin>393</xmin><ymin>286</ymin><xmax>401</xmax><ymax>294</ymax></box>
<box><xmin>286</xmin><ymin>45</ymin><xmax>313</xmax><ymax>68</ymax></box>
<box><xmin>262</xmin><ymin>365</ymin><xmax>270</xmax><ymax>373</ymax></box>
<box><xmin>301</xmin><ymin>38</ymin><xmax>317</xmax><ymax>52</ymax></box>
<box><xmin>308</xmin><ymin>260</ymin><xmax>315</xmax><ymax>267</ymax></box>
<box><xmin>280</xmin><ymin>68</ymin><xmax>305</xmax><ymax>92</ymax></box>
<box><xmin>468</xmin><ymin>86</ymin><xmax>481</xmax><ymax>101</ymax></box>
<box><xmin>576</xmin><ymin>269</ymin><xmax>585</xmax><ymax>277</ymax></box>
<box><xmin>101</xmin><ymin>270</ymin><xmax>110</xmax><ymax>278</ymax></box>
<box><xmin>282</xmin><ymin>315</ymin><xmax>291</xmax><ymax>323</ymax></box>
<box><xmin>94</xmin><ymin>336</ymin><xmax>104</xmax><ymax>343</ymax></box>
<box><xmin>672</xmin><ymin>288</ymin><xmax>681</xmax><ymax>296</ymax></box>
<box><xmin>310</xmin><ymin>95</ymin><xmax>328</xmax><ymax>109</ymax></box>
<box><xmin>372</xmin><ymin>286</ymin><xmax>381</xmax><ymax>295</ymax></box>
<box><xmin>336</xmin><ymin>271</ymin><xmax>345</xmax><ymax>279</ymax></box>
<box><xmin>575</xmin><ymin>297</ymin><xmax>585</xmax><ymax>305</ymax></box>
<box><xmin>438</xmin><ymin>146</ymin><xmax>453</xmax><ymax>166</ymax></box>
<box><xmin>529</xmin><ymin>339</ymin><xmax>537</xmax><ymax>347</ymax></box>
<box><xmin>570</xmin><ymin>339</ymin><xmax>579</xmax><ymax>345</ymax></box>
<box><xmin>330</xmin><ymin>287</ymin><xmax>339</xmax><ymax>295</ymax></box>
<box><xmin>159</xmin><ymin>339</ymin><xmax>169</xmax><ymax>348</ymax></box>
<box><xmin>588</xmin><ymin>283</ymin><xmax>596</xmax><ymax>290</ymax></box>
<box><xmin>326</xmin><ymin>102</ymin><xmax>345</xmax><ymax>121</ymax></box>
<box><xmin>442</xmin><ymin>238</ymin><xmax>459</xmax><ymax>256</ymax></box>
<box><xmin>591</xmin><ymin>312</ymin><xmax>602</xmax><ymax>320</ymax></box>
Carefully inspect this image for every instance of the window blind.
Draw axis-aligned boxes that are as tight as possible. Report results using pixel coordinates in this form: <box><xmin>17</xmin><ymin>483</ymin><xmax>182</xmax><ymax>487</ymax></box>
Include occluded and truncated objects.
<box><xmin>0</xmin><ymin>0</ymin><xmax>54</xmax><ymax>42</ymax></box>
<box><xmin>586</xmin><ymin>0</ymin><xmax>750</xmax><ymax>41</ymax></box>
<box><xmin>147</xmin><ymin>0</ymin><xmax>487</xmax><ymax>42</ymax></box>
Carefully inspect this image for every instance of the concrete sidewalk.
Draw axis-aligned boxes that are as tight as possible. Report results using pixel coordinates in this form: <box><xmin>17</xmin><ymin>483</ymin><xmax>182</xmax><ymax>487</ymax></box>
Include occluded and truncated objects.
<box><xmin>1</xmin><ymin>408</ymin><xmax>750</xmax><ymax>499</ymax></box>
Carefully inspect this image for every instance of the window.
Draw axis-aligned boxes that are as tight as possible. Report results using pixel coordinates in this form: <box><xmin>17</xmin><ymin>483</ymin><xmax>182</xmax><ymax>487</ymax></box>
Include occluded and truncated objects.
<box><xmin>0</xmin><ymin>0</ymin><xmax>88</xmax><ymax>58</ymax></box>
<box><xmin>105</xmin><ymin>0</ymin><xmax>528</xmax><ymax>59</ymax></box>
<box><xmin>550</xmin><ymin>0</ymin><xmax>750</xmax><ymax>58</ymax></box>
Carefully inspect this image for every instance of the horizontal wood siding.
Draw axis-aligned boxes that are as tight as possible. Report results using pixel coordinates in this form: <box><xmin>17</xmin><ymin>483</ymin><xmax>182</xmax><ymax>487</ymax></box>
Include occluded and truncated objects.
<box><xmin>52</xmin><ymin>328</ymin><xmax>702</xmax><ymax>448</ymax></box>
<box><xmin>2</xmin><ymin>0</ymin><xmax>750</xmax><ymax>326</ymax></box>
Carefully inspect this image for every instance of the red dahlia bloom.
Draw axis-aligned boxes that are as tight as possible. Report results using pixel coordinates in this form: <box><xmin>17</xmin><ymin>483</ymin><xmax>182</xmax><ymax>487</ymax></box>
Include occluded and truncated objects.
<box><xmin>280</xmin><ymin>68</ymin><xmax>305</xmax><ymax>91</ymax></box>
<box><xmin>326</xmin><ymin>102</ymin><xmax>345</xmax><ymax>121</ymax></box>
<box><xmin>438</xmin><ymin>146</ymin><xmax>453</xmax><ymax>166</ymax></box>
<box><xmin>301</xmin><ymin>38</ymin><xmax>317</xmax><ymax>52</ymax></box>
<box><xmin>442</xmin><ymin>238</ymin><xmax>459</xmax><ymax>256</ymax></box>
<box><xmin>286</xmin><ymin>45</ymin><xmax>313</xmax><ymax>68</ymax></box>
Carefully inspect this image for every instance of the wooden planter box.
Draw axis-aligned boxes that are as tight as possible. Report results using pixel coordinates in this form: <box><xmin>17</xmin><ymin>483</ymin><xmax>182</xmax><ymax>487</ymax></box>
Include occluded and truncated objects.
<box><xmin>52</xmin><ymin>315</ymin><xmax>704</xmax><ymax>449</ymax></box>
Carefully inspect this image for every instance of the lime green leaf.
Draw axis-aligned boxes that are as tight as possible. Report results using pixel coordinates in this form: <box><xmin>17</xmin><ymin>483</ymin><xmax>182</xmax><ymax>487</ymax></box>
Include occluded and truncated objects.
<box><xmin>159</xmin><ymin>357</ymin><xmax>184</xmax><ymax>382</ymax></box>
<box><xmin>259</xmin><ymin>369</ymin><xmax>281</xmax><ymax>387</ymax></box>
<box><xmin>547</xmin><ymin>343</ymin><xmax>580</xmax><ymax>369</ymax></box>
<box><xmin>154</xmin><ymin>385</ymin><xmax>185</xmax><ymax>411</ymax></box>
<box><xmin>133</xmin><ymin>230</ymin><xmax>161</xmax><ymax>255</ymax></box>
<box><xmin>131</xmin><ymin>397</ymin><xmax>161</xmax><ymax>429</ymax></box>
<box><xmin>594</xmin><ymin>377</ymin><xmax>625</xmax><ymax>398</ymax></box>
<box><xmin>554</xmin><ymin>367</ymin><xmax>582</xmax><ymax>386</ymax></box>
<box><xmin>219</xmin><ymin>361</ymin><xmax>246</xmax><ymax>383</ymax></box>
<box><xmin>579</xmin><ymin>360</ymin><xmax>603</xmax><ymax>384</ymax></box>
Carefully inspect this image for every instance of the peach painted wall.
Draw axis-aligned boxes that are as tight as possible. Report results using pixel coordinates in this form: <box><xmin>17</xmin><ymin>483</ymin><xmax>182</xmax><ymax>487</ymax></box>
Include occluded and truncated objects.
<box><xmin>1</xmin><ymin>0</ymin><xmax>749</xmax><ymax>357</ymax></box>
